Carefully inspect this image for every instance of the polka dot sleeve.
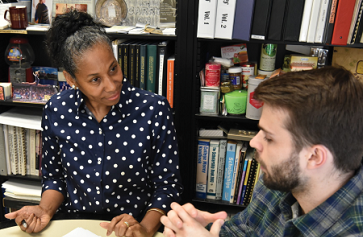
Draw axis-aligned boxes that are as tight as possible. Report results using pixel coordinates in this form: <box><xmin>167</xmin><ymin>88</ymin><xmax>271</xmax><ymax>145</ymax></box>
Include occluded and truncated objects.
<box><xmin>41</xmin><ymin>100</ymin><xmax>67</xmax><ymax>198</ymax></box>
<box><xmin>146</xmin><ymin>98</ymin><xmax>183</xmax><ymax>213</ymax></box>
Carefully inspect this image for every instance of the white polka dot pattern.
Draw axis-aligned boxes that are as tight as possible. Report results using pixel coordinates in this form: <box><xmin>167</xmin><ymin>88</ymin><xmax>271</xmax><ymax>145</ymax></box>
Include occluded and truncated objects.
<box><xmin>41</xmin><ymin>80</ymin><xmax>183</xmax><ymax>219</ymax></box>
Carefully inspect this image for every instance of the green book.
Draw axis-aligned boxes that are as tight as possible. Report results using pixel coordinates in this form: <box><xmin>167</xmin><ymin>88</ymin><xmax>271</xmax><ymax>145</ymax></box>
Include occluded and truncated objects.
<box><xmin>146</xmin><ymin>42</ymin><xmax>158</xmax><ymax>93</ymax></box>
<box><xmin>134</xmin><ymin>42</ymin><xmax>141</xmax><ymax>88</ymax></box>
<box><xmin>120</xmin><ymin>40</ymin><xmax>136</xmax><ymax>81</ymax></box>
<box><xmin>129</xmin><ymin>41</ymin><xmax>136</xmax><ymax>86</ymax></box>
<box><xmin>139</xmin><ymin>42</ymin><xmax>147</xmax><ymax>90</ymax></box>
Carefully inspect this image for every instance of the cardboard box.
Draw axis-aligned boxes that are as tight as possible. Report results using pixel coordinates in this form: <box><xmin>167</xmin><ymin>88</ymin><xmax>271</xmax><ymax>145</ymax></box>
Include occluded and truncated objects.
<box><xmin>290</xmin><ymin>55</ymin><xmax>318</xmax><ymax>70</ymax></box>
<box><xmin>221</xmin><ymin>44</ymin><xmax>248</xmax><ymax>64</ymax></box>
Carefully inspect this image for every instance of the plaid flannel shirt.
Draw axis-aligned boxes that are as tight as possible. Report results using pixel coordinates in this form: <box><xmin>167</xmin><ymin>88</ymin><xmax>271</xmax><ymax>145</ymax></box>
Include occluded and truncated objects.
<box><xmin>211</xmin><ymin>165</ymin><xmax>363</xmax><ymax>237</ymax></box>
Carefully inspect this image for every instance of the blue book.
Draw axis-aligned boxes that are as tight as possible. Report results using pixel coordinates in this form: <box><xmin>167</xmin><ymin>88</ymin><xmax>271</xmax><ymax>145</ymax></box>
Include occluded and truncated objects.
<box><xmin>222</xmin><ymin>140</ymin><xmax>237</xmax><ymax>202</ymax></box>
<box><xmin>196</xmin><ymin>139</ymin><xmax>210</xmax><ymax>199</ymax></box>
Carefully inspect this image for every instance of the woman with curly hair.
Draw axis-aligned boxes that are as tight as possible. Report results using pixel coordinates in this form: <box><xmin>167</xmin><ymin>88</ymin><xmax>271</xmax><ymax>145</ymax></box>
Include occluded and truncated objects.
<box><xmin>5</xmin><ymin>10</ymin><xmax>183</xmax><ymax>237</ymax></box>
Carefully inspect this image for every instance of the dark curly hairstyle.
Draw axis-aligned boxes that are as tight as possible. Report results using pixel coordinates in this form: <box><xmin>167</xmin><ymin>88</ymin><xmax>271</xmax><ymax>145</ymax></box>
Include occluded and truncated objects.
<box><xmin>45</xmin><ymin>10</ymin><xmax>112</xmax><ymax>79</ymax></box>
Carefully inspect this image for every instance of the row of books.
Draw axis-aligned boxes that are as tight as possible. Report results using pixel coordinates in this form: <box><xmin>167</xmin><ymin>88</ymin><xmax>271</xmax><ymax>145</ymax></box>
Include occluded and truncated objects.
<box><xmin>196</xmin><ymin>139</ymin><xmax>261</xmax><ymax>206</ymax></box>
<box><xmin>197</xmin><ymin>0</ymin><xmax>363</xmax><ymax>45</ymax></box>
<box><xmin>0</xmin><ymin>125</ymin><xmax>42</xmax><ymax>176</ymax></box>
<box><xmin>0</xmin><ymin>107</ymin><xmax>43</xmax><ymax>177</ymax></box>
<box><xmin>112</xmin><ymin>39</ymin><xmax>175</xmax><ymax>108</ymax></box>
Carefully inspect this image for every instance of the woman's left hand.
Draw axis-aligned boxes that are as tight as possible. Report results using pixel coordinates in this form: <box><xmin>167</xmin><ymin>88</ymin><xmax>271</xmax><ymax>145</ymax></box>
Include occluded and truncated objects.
<box><xmin>100</xmin><ymin>213</ymin><xmax>149</xmax><ymax>237</ymax></box>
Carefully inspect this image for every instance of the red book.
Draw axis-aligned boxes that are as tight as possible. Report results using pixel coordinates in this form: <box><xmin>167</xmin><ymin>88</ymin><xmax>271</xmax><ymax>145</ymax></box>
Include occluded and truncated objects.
<box><xmin>166</xmin><ymin>56</ymin><xmax>175</xmax><ymax>108</ymax></box>
<box><xmin>331</xmin><ymin>0</ymin><xmax>356</xmax><ymax>45</ymax></box>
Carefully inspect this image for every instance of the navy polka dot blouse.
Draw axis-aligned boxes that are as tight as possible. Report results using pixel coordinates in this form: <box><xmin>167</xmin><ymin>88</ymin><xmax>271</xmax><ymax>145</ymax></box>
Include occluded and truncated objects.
<box><xmin>41</xmin><ymin>80</ymin><xmax>183</xmax><ymax>219</ymax></box>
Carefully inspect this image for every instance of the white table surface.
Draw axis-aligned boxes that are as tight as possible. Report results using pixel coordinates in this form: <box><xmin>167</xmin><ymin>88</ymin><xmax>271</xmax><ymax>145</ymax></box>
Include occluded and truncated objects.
<box><xmin>0</xmin><ymin>219</ymin><xmax>164</xmax><ymax>237</ymax></box>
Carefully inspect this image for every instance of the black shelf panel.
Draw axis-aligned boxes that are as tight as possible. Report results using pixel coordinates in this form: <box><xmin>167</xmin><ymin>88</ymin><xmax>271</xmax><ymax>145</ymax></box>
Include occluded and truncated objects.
<box><xmin>0</xmin><ymin>174</ymin><xmax>42</xmax><ymax>181</ymax></box>
<box><xmin>106</xmin><ymin>33</ymin><xmax>177</xmax><ymax>41</ymax></box>
<box><xmin>196</xmin><ymin>37</ymin><xmax>363</xmax><ymax>48</ymax></box>
<box><xmin>0</xmin><ymin>29</ymin><xmax>177</xmax><ymax>40</ymax></box>
<box><xmin>195</xmin><ymin>114</ymin><xmax>259</xmax><ymax>123</ymax></box>
<box><xmin>0</xmin><ymin>100</ymin><xmax>45</xmax><ymax>109</ymax></box>
<box><xmin>192</xmin><ymin>198</ymin><xmax>246</xmax><ymax>215</ymax></box>
<box><xmin>192</xmin><ymin>198</ymin><xmax>246</xmax><ymax>208</ymax></box>
<box><xmin>3</xmin><ymin>196</ymin><xmax>40</xmax><ymax>209</ymax></box>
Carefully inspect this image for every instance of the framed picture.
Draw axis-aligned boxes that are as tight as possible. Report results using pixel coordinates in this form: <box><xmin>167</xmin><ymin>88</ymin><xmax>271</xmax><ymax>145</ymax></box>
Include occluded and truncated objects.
<box><xmin>52</xmin><ymin>0</ymin><xmax>95</xmax><ymax>18</ymax></box>
<box><xmin>55</xmin><ymin>3</ymin><xmax>87</xmax><ymax>17</ymax></box>
<box><xmin>31</xmin><ymin>0</ymin><xmax>53</xmax><ymax>24</ymax></box>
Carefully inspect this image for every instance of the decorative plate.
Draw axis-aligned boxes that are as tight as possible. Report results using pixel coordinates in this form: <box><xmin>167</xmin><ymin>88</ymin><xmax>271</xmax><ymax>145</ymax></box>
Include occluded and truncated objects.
<box><xmin>95</xmin><ymin>0</ymin><xmax>128</xmax><ymax>27</ymax></box>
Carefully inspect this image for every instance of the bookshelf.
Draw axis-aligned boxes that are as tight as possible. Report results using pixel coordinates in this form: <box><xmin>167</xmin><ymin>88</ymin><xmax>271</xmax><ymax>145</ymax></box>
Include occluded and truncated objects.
<box><xmin>0</xmin><ymin>1</ymin><xmax>196</xmax><ymax>222</ymax></box>
<box><xmin>188</xmin><ymin>0</ymin><xmax>363</xmax><ymax>216</ymax></box>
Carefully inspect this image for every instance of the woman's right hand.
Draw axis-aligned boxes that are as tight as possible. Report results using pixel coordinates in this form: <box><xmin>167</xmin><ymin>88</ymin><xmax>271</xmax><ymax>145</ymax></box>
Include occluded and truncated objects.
<box><xmin>4</xmin><ymin>205</ymin><xmax>52</xmax><ymax>233</ymax></box>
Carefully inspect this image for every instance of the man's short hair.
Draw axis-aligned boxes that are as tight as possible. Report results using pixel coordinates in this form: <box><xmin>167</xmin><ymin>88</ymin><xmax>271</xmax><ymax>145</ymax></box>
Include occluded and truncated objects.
<box><xmin>254</xmin><ymin>66</ymin><xmax>363</xmax><ymax>172</ymax></box>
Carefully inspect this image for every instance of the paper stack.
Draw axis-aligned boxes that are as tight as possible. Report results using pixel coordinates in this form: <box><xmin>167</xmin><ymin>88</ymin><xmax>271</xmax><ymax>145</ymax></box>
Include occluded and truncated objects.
<box><xmin>2</xmin><ymin>180</ymin><xmax>41</xmax><ymax>201</ymax></box>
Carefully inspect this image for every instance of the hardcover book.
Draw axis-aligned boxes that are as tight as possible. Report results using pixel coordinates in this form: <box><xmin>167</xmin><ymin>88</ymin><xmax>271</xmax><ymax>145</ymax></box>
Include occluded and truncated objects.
<box><xmin>146</xmin><ymin>42</ymin><xmax>159</xmax><ymax>93</ymax></box>
<box><xmin>196</xmin><ymin>139</ymin><xmax>210</xmax><ymax>199</ymax></box>
<box><xmin>129</xmin><ymin>41</ymin><xmax>138</xmax><ymax>87</ymax></box>
<box><xmin>120</xmin><ymin>40</ymin><xmax>136</xmax><ymax>81</ymax></box>
<box><xmin>166</xmin><ymin>55</ymin><xmax>175</xmax><ymax>108</ymax></box>
<box><xmin>139</xmin><ymin>42</ymin><xmax>148</xmax><ymax>90</ymax></box>
<box><xmin>134</xmin><ymin>41</ymin><xmax>142</xmax><ymax>88</ymax></box>
<box><xmin>157</xmin><ymin>41</ymin><xmax>172</xmax><ymax>97</ymax></box>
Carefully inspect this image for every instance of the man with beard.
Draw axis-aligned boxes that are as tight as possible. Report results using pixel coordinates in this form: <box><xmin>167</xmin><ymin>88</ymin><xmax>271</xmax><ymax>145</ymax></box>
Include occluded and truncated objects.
<box><xmin>160</xmin><ymin>66</ymin><xmax>363</xmax><ymax>237</ymax></box>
